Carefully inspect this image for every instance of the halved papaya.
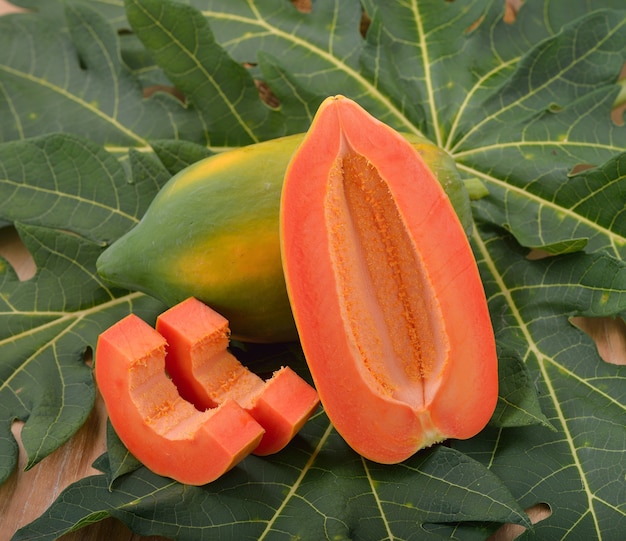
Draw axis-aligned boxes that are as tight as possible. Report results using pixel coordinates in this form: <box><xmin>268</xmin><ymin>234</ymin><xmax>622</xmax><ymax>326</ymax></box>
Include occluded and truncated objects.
<box><xmin>280</xmin><ymin>96</ymin><xmax>498</xmax><ymax>464</ymax></box>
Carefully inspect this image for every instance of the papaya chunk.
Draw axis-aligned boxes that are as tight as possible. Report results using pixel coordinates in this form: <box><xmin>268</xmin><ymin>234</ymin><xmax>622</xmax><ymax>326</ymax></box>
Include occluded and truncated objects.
<box><xmin>156</xmin><ymin>297</ymin><xmax>320</xmax><ymax>456</ymax></box>
<box><xmin>95</xmin><ymin>314</ymin><xmax>264</xmax><ymax>485</ymax></box>
<box><xmin>280</xmin><ymin>96</ymin><xmax>498</xmax><ymax>464</ymax></box>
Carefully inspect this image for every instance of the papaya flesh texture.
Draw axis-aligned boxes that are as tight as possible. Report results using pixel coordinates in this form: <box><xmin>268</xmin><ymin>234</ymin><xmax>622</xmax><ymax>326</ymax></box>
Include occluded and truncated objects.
<box><xmin>95</xmin><ymin>313</ymin><xmax>265</xmax><ymax>485</ymax></box>
<box><xmin>155</xmin><ymin>297</ymin><xmax>320</xmax><ymax>456</ymax></box>
<box><xmin>280</xmin><ymin>96</ymin><xmax>498</xmax><ymax>464</ymax></box>
<box><xmin>97</xmin><ymin>131</ymin><xmax>471</xmax><ymax>344</ymax></box>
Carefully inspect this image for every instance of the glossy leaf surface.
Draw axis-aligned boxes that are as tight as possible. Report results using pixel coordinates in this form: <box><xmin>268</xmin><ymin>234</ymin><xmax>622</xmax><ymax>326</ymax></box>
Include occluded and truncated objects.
<box><xmin>1</xmin><ymin>1</ymin><xmax>625</xmax><ymax>539</ymax></box>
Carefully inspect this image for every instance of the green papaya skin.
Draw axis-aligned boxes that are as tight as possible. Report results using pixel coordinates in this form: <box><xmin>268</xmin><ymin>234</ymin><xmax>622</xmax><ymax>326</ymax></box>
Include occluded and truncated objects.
<box><xmin>97</xmin><ymin>133</ymin><xmax>471</xmax><ymax>343</ymax></box>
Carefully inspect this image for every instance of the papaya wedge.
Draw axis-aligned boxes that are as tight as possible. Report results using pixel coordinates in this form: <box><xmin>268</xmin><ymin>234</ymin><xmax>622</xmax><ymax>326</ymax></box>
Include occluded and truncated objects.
<box><xmin>95</xmin><ymin>312</ymin><xmax>265</xmax><ymax>485</ymax></box>
<box><xmin>97</xmin><ymin>124</ymin><xmax>472</xmax><ymax>343</ymax></box>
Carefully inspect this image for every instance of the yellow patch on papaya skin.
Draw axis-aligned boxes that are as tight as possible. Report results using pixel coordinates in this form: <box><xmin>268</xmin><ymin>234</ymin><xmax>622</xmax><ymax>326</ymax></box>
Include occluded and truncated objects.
<box><xmin>169</xmin><ymin>226</ymin><xmax>281</xmax><ymax>293</ymax></box>
<box><xmin>159</xmin><ymin>156</ymin><xmax>225</xmax><ymax>197</ymax></box>
<box><xmin>162</xmin><ymin>136</ymin><xmax>304</xmax><ymax>198</ymax></box>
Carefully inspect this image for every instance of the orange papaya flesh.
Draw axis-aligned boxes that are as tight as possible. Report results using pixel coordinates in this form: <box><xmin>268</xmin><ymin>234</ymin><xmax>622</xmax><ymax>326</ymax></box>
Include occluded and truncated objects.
<box><xmin>97</xmin><ymin>131</ymin><xmax>471</xmax><ymax>343</ymax></box>
<box><xmin>244</xmin><ymin>366</ymin><xmax>319</xmax><ymax>456</ymax></box>
<box><xmin>155</xmin><ymin>297</ymin><xmax>320</xmax><ymax>456</ymax></box>
<box><xmin>95</xmin><ymin>313</ymin><xmax>265</xmax><ymax>485</ymax></box>
<box><xmin>280</xmin><ymin>96</ymin><xmax>498</xmax><ymax>464</ymax></box>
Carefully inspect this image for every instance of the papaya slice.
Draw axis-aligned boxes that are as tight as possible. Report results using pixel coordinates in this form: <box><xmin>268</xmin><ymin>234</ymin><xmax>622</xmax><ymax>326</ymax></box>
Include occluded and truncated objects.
<box><xmin>95</xmin><ymin>314</ymin><xmax>264</xmax><ymax>485</ymax></box>
<box><xmin>280</xmin><ymin>96</ymin><xmax>498</xmax><ymax>464</ymax></box>
<box><xmin>155</xmin><ymin>297</ymin><xmax>320</xmax><ymax>456</ymax></box>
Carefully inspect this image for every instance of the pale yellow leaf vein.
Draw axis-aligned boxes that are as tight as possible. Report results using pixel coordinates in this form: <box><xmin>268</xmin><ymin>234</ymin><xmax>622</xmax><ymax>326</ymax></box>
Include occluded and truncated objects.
<box><xmin>452</xmin><ymin>139</ymin><xmax>626</xmax><ymax>159</ymax></box>
<box><xmin>71</xmin><ymin>6</ymin><xmax>120</xmax><ymax>121</ymax></box>
<box><xmin>409</xmin><ymin>0</ymin><xmax>441</xmax><ymax>147</ymax></box>
<box><xmin>0</xmin><ymin>64</ymin><xmax>147</xmax><ymax>147</ymax></box>
<box><xmin>451</xmin><ymin>17</ymin><xmax>626</xmax><ymax>152</ymax></box>
<box><xmin>447</xmin><ymin>56</ymin><xmax>520</xmax><ymax>151</ymax></box>
<box><xmin>543</xmin><ymin>356</ymin><xmax>625</xmax><ymax>413</ymax></box>
<box><xmin>0</xmin><ymin>81</ymin><xmax>25</xmax><ymax>139</ymax></box>
<box><xmin>131</xmin><ymin>1</ymin><xmax>258</xmax><ymax>144</ymax></box>
<box><xmin>0</xmin><ymin>179</ymin><xmax>140</xmax><ymax>225</ymax></box>
<box><xmin>0</xmin><ymin>292</ymin><xmax>146</xmax><ymax>395</ymax></box>
<box><xmin>456</xmin><ymin>163</ymin><xmax>626</xmax><ymax>258</ymax></box>
<box><xmin>362</xmin><ymin>459</ymin><xmax>395</xmax><ymax>540</ymax></box>
<box><xmin>472</xmin><ymin>228</ymin><xmax>602</xmax><ymax>538</ymax></box>
<box><xmin>257</xmin><ymin>420</ymin><xmax>334</xmax><ymax>540</ymax></box>
<box><xmin>201</xmin><ymin>4</ymin><xmax>421</xmax><ymax>136</ymax></box>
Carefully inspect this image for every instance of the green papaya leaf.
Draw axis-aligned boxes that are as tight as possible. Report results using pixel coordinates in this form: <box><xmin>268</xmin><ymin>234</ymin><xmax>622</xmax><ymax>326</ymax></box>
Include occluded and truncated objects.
<box><xmin>0</xmin><ymin>2</ymin><xmax>204</xmax><ymax>147</ymax></box>
<box><xmin>9</xmin><ymin>0</ymin><xmax>128</xmax><ymax>29</ymax></box>
<box><xmin>1</xmin><ymin>0</ymin><xmax>626</xmax><ymax>539</ymax></box>
<box><xmin>490</xmin><ymin>355</ymin><xmax>553</xmax><ymax>429</ymax></box>
<box><xmin>0</xmin><ymin>134</ymin><xmax>165</xmax><ymax>484</ymax></box>
<box><xmin>13</xmin><ymin>415</ymin><xmax>529</xmax><ymax>541</ymax></box>
<box><xmin>483</xmin><ymin>151</ymin><xmax>626</xmax><ymax>258</ymax></box>
<box><xmin>0</xmin><ymin>134</ymin><xmax>149</xmax><ymax>243</ymax></box>
<box><xmin>123</xmin><ymin>0</ymin><xmax>334</xmax><ymax>143</ymax></box>
<box><xmin>189</xmin><ymin>0</ymin><xmax>417</xmax><ymax>132</ymax></box>
<box><xmin>127</xmin><ymin>146</ymin><xmax>173</xmax><ymax>192</ymax></box>
<box><xmin>104</xmin><ymin>421</ymin><xmax>143</xmax><ymax>486</ymax></box>
<box><xmin>149</xmin><ymin>139</ymin><xmax>214</xmax><ymax>175</ymax></box>
<box><xmin>456</xmin><ymin>11</ymin><xmax>626</xmax><ymax>257</ymax></box>
<box><xmin>456</xmin><ymin>218</ymin><xmax>626</xmax><ymax>539</ymax></box>
<box><xmin>0</xmin><ymin>220</ymin><xmax>162</xmax><ymax>484</ymax></box>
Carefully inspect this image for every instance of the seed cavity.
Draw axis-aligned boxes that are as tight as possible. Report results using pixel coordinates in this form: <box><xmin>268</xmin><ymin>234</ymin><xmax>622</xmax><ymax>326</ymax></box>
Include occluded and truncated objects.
<box><xmin>325</xmin><ymin>150</ymin><xmax>447</xmax><ymax>409</ymax></box>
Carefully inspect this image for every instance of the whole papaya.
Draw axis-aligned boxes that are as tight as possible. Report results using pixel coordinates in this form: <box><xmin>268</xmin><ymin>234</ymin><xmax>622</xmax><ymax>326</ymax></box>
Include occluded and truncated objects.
<box><xmin>97</xmin><ymin>132</ymin><xmax>472</xmax><ymax>343</ymax></box>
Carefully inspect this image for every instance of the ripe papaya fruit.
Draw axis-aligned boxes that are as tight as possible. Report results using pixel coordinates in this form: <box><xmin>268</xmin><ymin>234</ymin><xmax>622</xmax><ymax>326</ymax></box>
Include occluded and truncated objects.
<box><xmin>97</xmin><ymin>125</ymin><xmax>472</xmax><ymax>343</ymax></box>
<box><xmin>280</xmin><ymin>95</ymin><xmax>498</xmax><ymax>463</ymax></box>
<box><xmin>95</xmin><ymin>312</ymin><xmax>265</xmax><ymax>485</ymax></box>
